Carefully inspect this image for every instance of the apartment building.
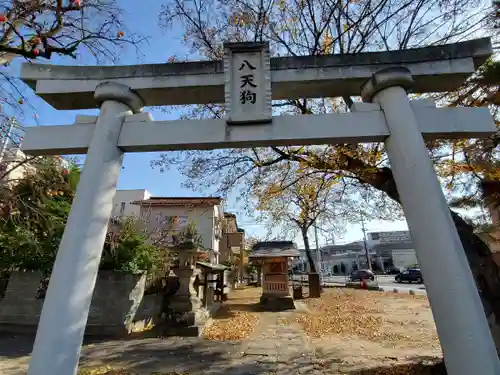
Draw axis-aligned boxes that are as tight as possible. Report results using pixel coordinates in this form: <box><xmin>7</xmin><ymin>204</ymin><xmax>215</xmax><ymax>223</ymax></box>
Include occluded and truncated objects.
<box><xmin>111</xmin><ymin>189</ymin><xmax>248</xmax><ymax>266</ymax></box>
<box><xmin>130</xmin><ymin>196</ymin><xmax>224</xmax><ymax>263</ymax></box>
<box><xmin>219</xmin><ymin>212</ymin><xmax>245</xmax><ymax>264</ymax></box>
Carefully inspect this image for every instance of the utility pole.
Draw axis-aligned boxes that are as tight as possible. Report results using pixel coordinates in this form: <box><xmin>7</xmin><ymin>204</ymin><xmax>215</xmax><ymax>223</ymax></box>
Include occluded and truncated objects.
<box><xmin>360</xmin><ymin>214</ymin><xmax>372</xmax><ymax>270</ymax></box>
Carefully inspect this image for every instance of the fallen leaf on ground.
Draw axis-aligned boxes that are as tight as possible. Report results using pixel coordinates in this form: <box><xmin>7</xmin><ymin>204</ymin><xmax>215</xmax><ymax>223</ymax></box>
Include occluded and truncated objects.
<box><xmin>285</xmin><ymin>289</ymin><xmax>439</xmax><ymax>346</ymax></box>
<box><xmin>203</xmin><ymin>288</ymin><xmax>261</xmax><ymax>341</ymax></box>
<box><xmin>203</xmin><ymin>305</ymin><xmax>259</xmax><ymax>340</ymax></box>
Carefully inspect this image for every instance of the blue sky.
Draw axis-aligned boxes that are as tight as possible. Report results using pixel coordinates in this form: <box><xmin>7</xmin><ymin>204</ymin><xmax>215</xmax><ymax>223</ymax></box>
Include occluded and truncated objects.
<box><xmin>3</xmin><ymin>0</ymin><xmax>409</xmax><ymax>246</ymax></box>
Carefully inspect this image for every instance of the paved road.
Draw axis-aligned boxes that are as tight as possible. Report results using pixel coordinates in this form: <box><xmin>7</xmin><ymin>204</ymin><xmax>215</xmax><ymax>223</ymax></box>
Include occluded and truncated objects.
<box><xmin>292</xmin><ymin>274</ymin><xmax>427</xmax><ymax>295</ymax></box>
<box><xmin>371</xmin><ymin>275</ymin><xmax>426</xmax><ymax>292</ymax></box>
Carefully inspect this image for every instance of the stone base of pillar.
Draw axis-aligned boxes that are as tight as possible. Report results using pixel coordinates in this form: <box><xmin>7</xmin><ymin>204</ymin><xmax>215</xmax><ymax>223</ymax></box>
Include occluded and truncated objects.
<box><xmin>308</xmin><ymin>273</ymin><xmax>321</xmax><ymax>298</ymax></box>
<box><xmin>165</xmin><ymin>265</ymin><xmax>212</xmax><ymax>337</ymax></box>
<box><xmin>259</xmin><ymin>295</ymin><xmax>295</xmax><ymax>311</ymax></box>
<box><xmin>162</xmin><ymin>305</ymin><xmax>210</xmax><ymax>337</ymax></box>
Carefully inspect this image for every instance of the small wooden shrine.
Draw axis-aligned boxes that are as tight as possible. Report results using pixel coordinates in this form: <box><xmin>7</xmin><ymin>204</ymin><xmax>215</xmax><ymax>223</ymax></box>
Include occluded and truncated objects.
<box><xmin>249</xmin><ymin>241</ymin><xmax>300</xmax><ymax>310</ymax></box>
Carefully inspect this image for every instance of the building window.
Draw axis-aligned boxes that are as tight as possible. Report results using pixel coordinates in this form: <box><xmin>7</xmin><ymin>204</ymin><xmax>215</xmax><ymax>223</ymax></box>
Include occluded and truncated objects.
<box><xmin>119</xmin><ymin>202</ymin><xmax>126</xmax><ymax>216</ymax></box>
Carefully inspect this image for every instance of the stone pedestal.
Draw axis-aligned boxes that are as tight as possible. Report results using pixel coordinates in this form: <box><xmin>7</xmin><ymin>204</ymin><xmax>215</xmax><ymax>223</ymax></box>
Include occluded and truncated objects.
<box><xmin>308</xmin><ymin>273</ymin><xmax>321</xmax><ymax>298</ymax></box>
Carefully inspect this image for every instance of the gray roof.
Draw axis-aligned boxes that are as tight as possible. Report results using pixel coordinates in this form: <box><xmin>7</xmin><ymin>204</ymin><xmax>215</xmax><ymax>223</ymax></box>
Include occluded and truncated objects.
<box><xmin>196</xmin><ymin>261</ymin><xmax>227</xmax><ymax>271</ymax></box>
<box><xmin>250</xmin><ymin>241</ymin><xmax>300</xmax><ymax>258</ymax></box>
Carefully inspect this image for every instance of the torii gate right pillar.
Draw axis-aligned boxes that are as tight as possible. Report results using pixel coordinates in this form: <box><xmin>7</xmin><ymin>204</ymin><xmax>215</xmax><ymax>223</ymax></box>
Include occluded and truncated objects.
<box><xmin>361</xmin><ymin>67</ymin><xmax>500</xmax><ymax>375</ymax></box>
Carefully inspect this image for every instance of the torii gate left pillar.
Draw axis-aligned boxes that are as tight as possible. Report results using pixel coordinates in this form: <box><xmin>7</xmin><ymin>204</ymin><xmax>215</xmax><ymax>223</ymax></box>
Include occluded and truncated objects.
<box><xmin>27</xmin><ymin>82</ymin><xmax>143</xmax><ymax>375</ymax></box>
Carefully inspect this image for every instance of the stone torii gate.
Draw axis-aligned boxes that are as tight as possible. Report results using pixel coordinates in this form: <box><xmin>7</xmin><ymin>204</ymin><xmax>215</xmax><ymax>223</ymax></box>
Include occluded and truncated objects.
<box><xmin>20</xmin><ymin>38</ymin><xmax>499</xmax><ymax>375</ymax></box>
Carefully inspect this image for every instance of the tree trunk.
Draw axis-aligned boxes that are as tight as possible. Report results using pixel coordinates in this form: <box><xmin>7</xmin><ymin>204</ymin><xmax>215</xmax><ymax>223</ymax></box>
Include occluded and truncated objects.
<box><xmin>365</xmin><ymin>166</ymin><xmax>500</xmax><ymax>354</ymax></box>
<box><xmin>301</xmin><ymin>227</ymin><xmax>317</xmax><ymax>274</ymax></box>
<box><xmin>450</xmin><ymin>211</ymin><xmax>500</xmax><ymax>352</ymax></box>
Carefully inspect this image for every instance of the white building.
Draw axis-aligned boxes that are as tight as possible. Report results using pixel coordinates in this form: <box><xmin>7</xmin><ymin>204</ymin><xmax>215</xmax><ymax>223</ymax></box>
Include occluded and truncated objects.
<box><xmin>0</xmin><ymin>147</ymin><xmax>69</xmax><ymax>183</ymax></box>
<box><xmin>292</xmin><ymin>230</ymin><xmax>419</xmax><ymax>274</ymax></box>
<box><xmin>392</xmin><ymin>248</ymin><xmax>418</xmax><ymax>270</ymax></box>
<box><xmin>129</xmin><ymin>196</ymin><xmax>224</xmax><ymax>264</ymax></box>
<box><xmin>366</xmin><ymin>230</ymin><xmax>411</xmax><ymax>246</ymax></box>
<box><xmin>111</xmin><ymin>191</ymin><xmax>225</xmax><ymax>264</ymax></box>
<box><xmin>0</xmin><ymin>148</ymin><xmax>35</xmax><ymax>182</ymax></box>
<box><xmin>294</xmin><ymin>241</ymin><xmax>369</xmax><ymax>275</ymax></box>
<box><xmin>367</xmin><ymin>230</ymin><xmax>418</xmax><ymax>271</ymax></box>
<box><xmin>322</xmin><ymin>252</ymin><xmax>362</xmax><ymax>275</ymax></box>
<box><xmin>111</xmin><ymin>189</ymin><xmax>152</xmax><ymax>218</ymax></box>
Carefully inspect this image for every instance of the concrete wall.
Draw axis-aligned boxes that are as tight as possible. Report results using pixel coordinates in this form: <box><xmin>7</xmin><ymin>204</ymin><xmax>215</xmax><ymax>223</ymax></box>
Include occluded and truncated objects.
<box><xmin>86</xmin><ymin>271</ymin><xmax>159</xmax><ymax>335</ymax></box>
<box><xmin>0</xmin><ymin>271</ymin><xmax>159</xmax><ymax>336</ymax></box>
<box><xmin>0</xmin><ymin>271</ymin><xmax>43</xmax><ymax>328</ymax></box>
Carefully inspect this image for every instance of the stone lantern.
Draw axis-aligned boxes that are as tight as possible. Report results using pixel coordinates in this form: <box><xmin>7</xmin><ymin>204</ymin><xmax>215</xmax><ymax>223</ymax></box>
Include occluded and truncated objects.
<box><xmin>168</xmin><ymin>229</ymin><xmax>208</xmax><ymax>335</ymax></box>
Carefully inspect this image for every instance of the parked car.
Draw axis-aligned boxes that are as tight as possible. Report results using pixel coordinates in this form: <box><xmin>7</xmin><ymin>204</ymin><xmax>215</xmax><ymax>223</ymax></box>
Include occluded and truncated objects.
<box><xmin>350</xmin><ymin>269</ymin><xmax>375</xmax><ymax>282</ymax></box>
<box><xmin>384</xmin><ymin>267</ymin><xmax>400</xmax><ymax>275</ymax></box>
<box><xmin>395</xmin><ymin>268</ymin><xmax>423</xmax><ymax>284</ymax></box>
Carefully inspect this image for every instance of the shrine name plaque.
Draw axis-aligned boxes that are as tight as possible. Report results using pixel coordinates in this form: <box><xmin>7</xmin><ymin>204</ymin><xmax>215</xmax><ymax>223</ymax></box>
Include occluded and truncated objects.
<box><xmin>224</xmin><ymin>42</ymin><xmax>272</xmax><ymax>125</ymax></box>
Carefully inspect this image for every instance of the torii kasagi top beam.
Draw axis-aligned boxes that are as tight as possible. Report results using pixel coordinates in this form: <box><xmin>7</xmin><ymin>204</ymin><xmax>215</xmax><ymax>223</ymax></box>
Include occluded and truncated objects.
<box><xmin>20</xmin><ymin>38</ymin><xmax>496</xmax><ymax>156</ymax></box>
<box><xmin>21</xmin><ymin>38</ymin><xmax>490</xmax><ymax>110</ymax></box>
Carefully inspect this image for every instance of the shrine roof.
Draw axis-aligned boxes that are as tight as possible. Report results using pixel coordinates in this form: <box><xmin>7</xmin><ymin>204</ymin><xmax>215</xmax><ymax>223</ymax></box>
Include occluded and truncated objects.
<box><xmin>196</xmin><ymin>261</ymin><xmax>227</xmax><ymax>271</ymax></box>
<box><xmin>250</xmin><ymin>241</ymin><xmax>300</xmax><ymax>258</ymax></box>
